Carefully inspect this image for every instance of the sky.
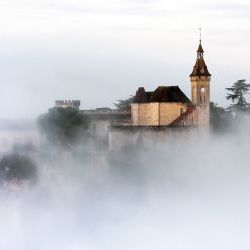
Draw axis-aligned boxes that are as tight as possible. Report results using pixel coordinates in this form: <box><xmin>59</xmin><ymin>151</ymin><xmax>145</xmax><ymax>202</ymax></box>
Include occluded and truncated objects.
<box><xmin>0</xmin><ymin>0</ymin><xmax>250</xmax><ymax>118</ymax></box>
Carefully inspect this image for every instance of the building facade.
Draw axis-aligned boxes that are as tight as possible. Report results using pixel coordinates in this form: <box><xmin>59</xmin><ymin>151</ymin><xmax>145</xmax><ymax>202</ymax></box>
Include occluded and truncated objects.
<box><xmin>131</xmin><ymin>40</ymin><xmax>211</xmax><ymax>128</ymax></box>
<box><xmin>190</xmin><ymin>41</ymin><xmax>211</xmax><ymax>127</ymax></box>
<box><xmin>78</xmin><ymin>39</ymin><xmax>212</xmax><ymax>149</ymax></box>
<box><xmin>131</xmin><ymin>86</ymin><xmax>195</xmax><ymax>127</ymax></box>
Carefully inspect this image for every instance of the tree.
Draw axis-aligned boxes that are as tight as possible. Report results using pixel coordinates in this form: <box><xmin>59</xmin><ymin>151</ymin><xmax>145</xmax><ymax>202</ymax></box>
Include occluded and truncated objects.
<box><xmin>38</xmin><ymin>107</ymin><xmax>88</xmax><ymax>146</ymax></box>
<box><xmin>114</xmin><ymin>96</ymin><xmax>134</xmax><ymax>111</ymax></box>
<box><xmin>210</xmin><ymin>102</ymin><xmax>233</xmax><ymax>133</ymax></box>
<box><xmin>226</xmin><ymin>79</ymin><xmax>250</xmax><ymax>112</ymax></box>
<box><xmin>0</xmin><ymin>154</ymin><xmax>37</xmax><ymax>182</ymax></box>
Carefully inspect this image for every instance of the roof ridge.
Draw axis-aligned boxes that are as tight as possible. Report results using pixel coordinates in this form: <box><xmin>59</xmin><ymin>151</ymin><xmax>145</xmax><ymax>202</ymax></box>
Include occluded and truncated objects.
<box><xmin>134</xmin><ymin>86</ymin><xmax>191</xmax><ymax>104</ymax></box>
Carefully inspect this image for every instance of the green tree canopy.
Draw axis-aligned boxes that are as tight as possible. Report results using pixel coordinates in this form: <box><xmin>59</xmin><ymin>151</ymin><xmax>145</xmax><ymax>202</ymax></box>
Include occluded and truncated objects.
<box><xmin>0</xmin><ymin>154</ymin><xmax>37</xmax><ymax>182</ymax></box>
<box><xmin>38</xmin><ymin>107</ymin><xmax>88</xmax><ymax>146</ymax></box>
<box><xmin>226</xmin><ymin>79</ymin><xmax>250</xmax><ymax>112</ymax></box>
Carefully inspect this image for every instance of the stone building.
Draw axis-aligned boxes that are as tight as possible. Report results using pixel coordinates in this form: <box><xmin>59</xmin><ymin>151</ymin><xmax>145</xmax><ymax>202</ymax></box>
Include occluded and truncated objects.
<box><xmin>78</xmin><ymin>39</ymin><xmax>211</xmax><ymax>149</ymax></box>
<box><xmin>131</xmin><ymin>86</ymin><xmax>195</xmax><ymax>127</ymax></box>
<box><xmin>81</xmin><ymin>108</ymin><xmax>130</xmax><ymax>138</ymax></box>
<box><xmin>55</xmin><ymin>100</ymin><xmax>80</xmax><ymax>110</ymax></box>
<box><xmin>131</xmin><ymin>40</ymin><xmax>211</xmax><ymax>128</ymax></box>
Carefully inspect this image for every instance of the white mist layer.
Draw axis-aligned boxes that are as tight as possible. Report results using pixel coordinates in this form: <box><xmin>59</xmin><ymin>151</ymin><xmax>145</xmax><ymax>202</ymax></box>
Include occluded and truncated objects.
<box><xmin>1</xmin><ymin>122</ymin><xmax>250</xmax><ymax>250</ymax></box>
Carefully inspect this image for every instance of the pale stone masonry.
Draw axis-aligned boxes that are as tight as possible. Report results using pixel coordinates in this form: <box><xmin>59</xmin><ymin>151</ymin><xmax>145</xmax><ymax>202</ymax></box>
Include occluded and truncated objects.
<box><xmin>131</xmin><ymin>40</ymin><xmax>211</xmax><ymax>128</ymax></box>
<box><xmin>132</xmin><ymin>103</ymin><xmax>191</xmax><ymax>126</ymax></box>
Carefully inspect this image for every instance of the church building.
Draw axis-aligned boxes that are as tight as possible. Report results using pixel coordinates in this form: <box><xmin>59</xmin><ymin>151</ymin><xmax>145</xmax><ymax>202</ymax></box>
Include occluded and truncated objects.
<box><xmin>79</xmin><ymin>38</ymin><xmax>212</xmax><ymax>149</ymax></box>
<box><xmin>131</xmin><ymin>39</ymin><xmax>211</xmax><ymax>128</ymax></box>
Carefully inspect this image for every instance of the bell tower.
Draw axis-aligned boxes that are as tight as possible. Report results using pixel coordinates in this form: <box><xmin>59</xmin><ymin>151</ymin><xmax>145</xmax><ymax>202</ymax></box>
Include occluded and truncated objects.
<box><xmin>190</xmin><ymin>33</ymin><xmax>211</xmax><ymax>127</ymax></box>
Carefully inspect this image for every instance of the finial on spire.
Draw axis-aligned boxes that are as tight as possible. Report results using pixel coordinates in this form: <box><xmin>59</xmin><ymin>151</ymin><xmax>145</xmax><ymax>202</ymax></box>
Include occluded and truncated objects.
<box><xmin>199</xmin><ymin>27</ymin><xmax>202</xmax><ymax>43</ymax></box>
<box><xmin>197</xmin><ymin>28</ymin><xmax>204</xmax><ymax>55</ymax></box>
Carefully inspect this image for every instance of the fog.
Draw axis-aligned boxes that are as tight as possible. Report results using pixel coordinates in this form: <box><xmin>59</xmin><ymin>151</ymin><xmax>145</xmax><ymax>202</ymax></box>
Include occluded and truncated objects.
<box><xmin>1</xmin><ymin>0</ymin><xmax>250</xmax><ymax>248</ymax></box>
<box><xmin>0</xmin><ymin>118</ymin><xmax>250</xmax><ymax>250</ymax></box>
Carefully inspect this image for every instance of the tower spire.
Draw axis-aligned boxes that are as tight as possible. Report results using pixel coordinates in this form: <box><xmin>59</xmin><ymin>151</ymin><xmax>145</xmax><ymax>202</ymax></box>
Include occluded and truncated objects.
<box><xmin>190</xmin><ymin>30</ymin><xmax>211</xmax><ymax>77</ymax></box>
<box><xmin>197</xmin><ymin>28</ymin><xmax>204</xmax><ymax>58</ymax></box>
<box><xmin>189</xmin><ymin>30</ymin><xmax>211</xmax><ymax>127</ymax></box>
<box><xmin>199</xmin><ymin>28</ymin><xmax>202</xmax><ymax>44</ymax></box>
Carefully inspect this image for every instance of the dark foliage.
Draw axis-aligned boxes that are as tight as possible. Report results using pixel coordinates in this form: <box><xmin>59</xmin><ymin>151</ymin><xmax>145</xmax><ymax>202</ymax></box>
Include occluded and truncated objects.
<box><xmin>0</xmin><ymin>154</ymin><xmax>37</xmax><ymax>182</ymax></box>
<box><xmin>114</xmin><ymin>96</ymin><xmax>134</xmax><ymax>111</ymax></box>
<box><xmin>226</xmin><ymin>79</ymin><xmax>250</xmax><ymax>112</ymax></box>
<box><xmin>210</xmin><ymin>102</ymin><xmax>233</xmax><ymax>133</ymax></box>
<box><xmin>38</xmin><ymin>107</ymin><xmax>88</xmax><ymax>146</ymax></box>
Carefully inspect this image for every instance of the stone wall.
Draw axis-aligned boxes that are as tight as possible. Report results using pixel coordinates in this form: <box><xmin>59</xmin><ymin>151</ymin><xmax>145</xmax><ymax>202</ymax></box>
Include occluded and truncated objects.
<box><xmin>190</xmin><ymin>76</ymin><xmax>210</xmax><ymax>107</ymax></box>
<box><xmin>109</xmin><ymin>126</ymin><xmax>196</xmax><ymax>150</ymax></box>
<box><xmin>131</xmin><ymin>102</ymin><xmax>190</xmax><ymax>126</ymax></box>
<box><xmin>131</xmin><ymin>104</ymin><xmax>139</xmax><ymax>125</ymax></box>
<box><xmin>159</xmin><ymin>103</ymin><xmax>188</xmax><ymax>125</ymax></box>
<box><xmin>196</xmin><ymin>106</ymin><xmax>210</xmax><ymax>127</ymax></box>
<box><xmin>137</xmin><ymin>103</ymin><xmax>159</xmax><ymax>126</ymax></box>
<box><xmin>190</xmin><ymin>76</ymin><xmax>210</xmax><ymax>127</ymax></box>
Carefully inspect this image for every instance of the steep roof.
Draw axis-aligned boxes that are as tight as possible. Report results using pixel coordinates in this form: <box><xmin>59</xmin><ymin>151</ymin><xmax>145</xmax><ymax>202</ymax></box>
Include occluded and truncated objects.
<box><xmin>190</xmin><ymin>42</ymin><xmax>211</xmax><ymax>77</ymax></box>
<box><xmin>133</xmin><ymin>87</ymin><xmax>150</xmax><ymax>103</ymax></box>
<box><xmin>197</xmin><ymin>43</ymin><xmax>204</xmax><ymax>53</ymax></box>
<box><xmin>190</xmin><ymin>58</ymin><xmax>211</xmax><ymax>77</ymax></box>
<box><xmin>134</xmin><ymin>86</ymin><xmax>191</xmax><ymax>104</ymax></box>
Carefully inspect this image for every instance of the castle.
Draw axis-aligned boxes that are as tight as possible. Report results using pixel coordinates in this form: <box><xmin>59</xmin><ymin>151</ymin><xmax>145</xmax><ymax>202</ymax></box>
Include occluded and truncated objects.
<box><xmin>131</xmin><ymin>39</ymin><xmax>211</xmax><ymax>128</ymax></box>
<box><xmin>107</xmin><ymin>39</ymin><xmax>212</xmax><ymax>148</ymax></box>
<box><xmin>54</xmin><ymin>38</ymin><xmax>211</xmax><ymax>148</ymax></box>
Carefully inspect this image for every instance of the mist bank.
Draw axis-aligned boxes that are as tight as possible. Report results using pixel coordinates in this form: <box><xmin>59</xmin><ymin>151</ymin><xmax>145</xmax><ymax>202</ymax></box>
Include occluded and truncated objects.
<box><xmin>0</xmin><ymin>115</ymin><xmax>250</xmax><ymax>250</ymax></box>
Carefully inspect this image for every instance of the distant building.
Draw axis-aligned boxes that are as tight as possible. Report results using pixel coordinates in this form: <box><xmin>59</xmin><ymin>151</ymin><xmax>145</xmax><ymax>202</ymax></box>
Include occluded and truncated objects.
<box><xmin>55</xmin><ymin>100</ymin><xmax>80</xmax><ymax>110</ymax></box>
<box><xmin>95</xmin><ymin>107</ymin><xmax>112</xmax><ymax>112</ymax></box>
<box><xmin>55</xmin><ymin>38</ymin><xmax>211</xmax><ymax>149</ymax></box>
<box><xmin>80</xmin><ymin>108</ymin><xmax>130</xmax><ymax>148</ymax></box>
<box><xmin>109</xmin><ymin>39</ymin><xmax>211</xmax><ymax>148</ymax></box>
<box><xmin>132</xmin><ymin>86</ymin><xmax>194</xmax><ymax>127</ymax></box>
<box><xmin>131</xmin><ymin>40</ymin><xmax>211</xmax><ymax>128</ymax></box>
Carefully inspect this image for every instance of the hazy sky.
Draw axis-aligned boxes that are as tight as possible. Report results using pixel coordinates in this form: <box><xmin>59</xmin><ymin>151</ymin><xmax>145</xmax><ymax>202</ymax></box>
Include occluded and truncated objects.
<box><xmin>0</xmin><ymin>0</ymin><xmax>250</xmax><ymax>118</ymax></box>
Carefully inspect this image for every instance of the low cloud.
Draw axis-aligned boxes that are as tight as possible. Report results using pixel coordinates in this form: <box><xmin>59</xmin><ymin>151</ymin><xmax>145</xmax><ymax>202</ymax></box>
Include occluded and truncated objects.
<box><xmin>0</xmin><ymin>117</ymin><xmax>250</xmax><ymax>249</ymax></box>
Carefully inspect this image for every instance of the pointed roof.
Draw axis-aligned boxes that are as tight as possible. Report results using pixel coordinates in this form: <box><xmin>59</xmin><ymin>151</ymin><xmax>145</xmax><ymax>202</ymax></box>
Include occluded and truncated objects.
<box><xmin>133</xmin><ymin>87</ymin><xmax>151</xmax><ymax>103</ymax></box>
<box><xmin>197</xmin><ymin>42</ymin><xmax>204</xmax><ymax>53</ymax></box>
<box><xmin>190</xmin><ymin>58</ymin><xmax>211</xmax><ymax>77</ymax></box>
<box><xmin>190</xmin><ymin>41</ymin><xmax>211</xmax><ymax>77</ymax></box>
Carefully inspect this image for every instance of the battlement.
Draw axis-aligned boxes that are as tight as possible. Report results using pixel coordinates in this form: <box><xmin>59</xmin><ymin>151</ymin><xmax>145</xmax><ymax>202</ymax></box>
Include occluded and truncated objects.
<box><xmin>55</xmin><ymin>100</ymin><xmax>80</xmax><ymax>110</ymax></box>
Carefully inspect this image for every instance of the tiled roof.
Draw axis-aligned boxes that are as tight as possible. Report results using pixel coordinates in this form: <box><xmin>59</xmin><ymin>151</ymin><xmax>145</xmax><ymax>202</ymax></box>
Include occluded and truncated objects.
<box><xmin>133</xmin><ymin>87</ymin><xmax>149</xmax><ymax>103</ymax></box>
<box><xmin>197</xmin><ymin>43</ymin><xmax>204</xmax><ymax>53</ymax></box>
<box><xmin>190</xmin><ymin>58</ymin><xmax>211</xmax><ymax>77</ymax></box>
<box><xmin>190</xmin><ymin>42</ymin><xmax>211</xmax><ymax>77</ymax></box>
<box><xmin>134</xmin><ymin>86</ymin><xmax>191</xmax><ymax>103</ymax></box>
